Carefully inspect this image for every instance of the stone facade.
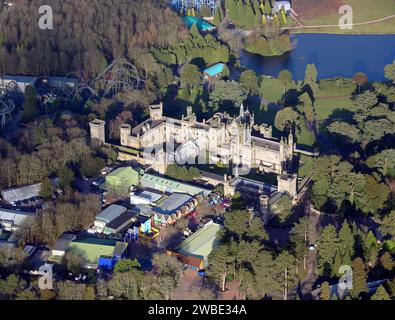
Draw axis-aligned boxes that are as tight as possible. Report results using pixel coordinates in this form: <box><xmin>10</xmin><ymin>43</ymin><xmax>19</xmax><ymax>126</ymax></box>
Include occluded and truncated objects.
<box><xmin>119</xmin><ymin>102</ymin><xmax>295</xmax><ymax>175</ymax></box>
<box><xmin>89</xmin><ymin>119</ymin><xmax>106</xmax><ymax>144</ymax></box>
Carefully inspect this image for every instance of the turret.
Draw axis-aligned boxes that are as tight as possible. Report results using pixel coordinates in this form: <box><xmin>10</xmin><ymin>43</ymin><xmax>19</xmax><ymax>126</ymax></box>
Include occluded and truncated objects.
<box><xmin>120</xmin><ymin>124</ymin><xmax>131</xmax><ymax>146</ymax></box>
<box><xmin>239</xmin><ymin>103</ymin><xmax>244</xmax><ymax>116</ymax></box>
<box><xmin>149</xmin><ymin>102</ymin><xmax>163</xmax><ymax>120</ymax></box>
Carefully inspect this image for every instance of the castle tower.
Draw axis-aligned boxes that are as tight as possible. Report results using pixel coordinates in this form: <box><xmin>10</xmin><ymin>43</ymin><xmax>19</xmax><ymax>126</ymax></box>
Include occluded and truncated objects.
<box><xmin>259</xmin><ymin>194</ymin><xmax>271</xmax><ymax>225</ymax></box>
<box><xmin>89</xmin><ymin>119</ymin><xmax>106</xmax><ymax>144</ymax></box>
<box><xmin>239</xmin><ymin>103</ymin><xmax>244</xmax><ymax>117</ymax></box>
<box><xmin>120</xmin><ymin>124</ymin><xmax>131</xmax><ymax>146</ymax></box>
<box><xmin>149</xmin><ymin>102</ymin><xmax>163</xmax><ymax>120</ymax></box>
<box><xmin>279</xmin><ymin>137</ymin><xmax>286</xmax><ymax>174</ymax></box>
<box><xmin>277</xmin><ymin>173</ymin><xmax>298</xmax><ymax>199</ymax></box>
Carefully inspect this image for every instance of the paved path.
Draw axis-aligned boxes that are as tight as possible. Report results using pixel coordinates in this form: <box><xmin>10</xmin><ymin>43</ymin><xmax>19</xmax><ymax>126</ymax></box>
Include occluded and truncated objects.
<box><xmin>283</xmin><ymin>13</ymin><xmax>395</xmax><ymax>30</ymax></box>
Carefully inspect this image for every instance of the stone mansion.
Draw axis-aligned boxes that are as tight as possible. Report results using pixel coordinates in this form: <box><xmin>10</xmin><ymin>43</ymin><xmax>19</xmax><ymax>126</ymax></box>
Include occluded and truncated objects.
<box><xmin>115</xmin><ymin>102</ymin><xmax>295</xmax><ymax>176</ymax></box>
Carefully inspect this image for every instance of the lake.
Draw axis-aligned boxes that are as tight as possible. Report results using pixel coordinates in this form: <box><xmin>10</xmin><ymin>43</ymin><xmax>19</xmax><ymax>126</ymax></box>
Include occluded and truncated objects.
<box><xmin>240</xmin><ymin>34</ymin><xmax>395</xmax><ymax>80</ymax></box>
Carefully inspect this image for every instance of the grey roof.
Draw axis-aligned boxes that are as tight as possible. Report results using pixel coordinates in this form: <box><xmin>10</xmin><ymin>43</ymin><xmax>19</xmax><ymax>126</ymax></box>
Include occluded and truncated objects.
<box><xmin>96</xmin><ymin>204</ymin><xmax>127</xmax><ymax>224</ymax></box>
<box><xmin>106</xmin><ymin>211</ymin><xmax>137</xmax><ymax>231</ymax></box>
<box><xmin>1</xmin><ymin>183</ymin><xmax>42</xmax><ymax>203</ymax></box>
<box><xmin>131</xmin><ymin>119</ymin><xmax>164</xmax><ymax>136</ymax></box>
<box><xmin>200</xmin><ymin>171</ymin><xmax>226</xmax><ymax>182</ymax></box>
<box><xmin>0</xmin><ymin>208</ymin><xmax>35</xmax><ymax>226</ymax></box>
<box><xmin>252</xmin><ymin>137</ymin><xmax>280</xmax><ymax>152</ymax></box>
<box><xmin>52</xmin><ymin>234</ymin><xmax>76</xmax><ymax>252</ymax></box>
<box><xmin>131</xmin><ymin>204</ymin><xmax>154</xmax><ymax>218</ymax></box>
<box><xmin>155</xmin><ymin>193</ymin><xmax>193</xmax><ymax>215</ymax></box>
<box><xmin>0</xmin><ymin>75</ymin><xmax>38</xmax><ymax>84</ymax></box>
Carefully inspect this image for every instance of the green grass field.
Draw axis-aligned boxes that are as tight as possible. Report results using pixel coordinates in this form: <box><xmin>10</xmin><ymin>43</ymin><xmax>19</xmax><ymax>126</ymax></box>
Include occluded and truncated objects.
<box><xmin>292</xmin><ymin>0</ymin><xmax>395</xmax><ymax>34</ymax></box>
<box><xmin>314</xmin><ymin>78</ymin><xmax>355</xmax><ymax>121</ymax></box>
<box><xmin>259</xmin><ymin>76</ymin><xmax>285</xmax><ymax>103</ymax></box>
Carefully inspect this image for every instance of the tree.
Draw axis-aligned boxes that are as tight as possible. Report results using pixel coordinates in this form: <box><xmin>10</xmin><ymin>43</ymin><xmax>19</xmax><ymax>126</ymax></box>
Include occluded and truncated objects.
<box><xmin>278</xmin><ymin>69</ymin><xmax>293</xmax><ymax>93</ymax></box>
<box><xmin>363</xmin><ymin>231</ymin><xmax>379</xmax><ymax>266</ymax></box>
<box><xmin>274</xmin><ymin>251</ymin><xmax>298</xmax><ymax>300</ymax></box>
<box><xmin>152</xmin><ymin>253</ymin><xmax>183</xmax><ymax>283</ymax></box>
<box><xmin>114</xmin><ymin>259</ymin><xmax>141</xmax><ymax>273</ymax></box>
<box><xmin>371</xmin><ymin>285</ymin><xmax>390</xmax><ymax>300</ymax></box>
<box><xmin>180</xmin><ymin>64</ymin><xmax>201</xmax><ymax>94</ymax></box>
<box><xmin>317</xmin><ymin>224</ymin><xmax>338</xmax><ymax>276</ymax></box>
<box><xmin>338</xmin><ymin>221</ymin><xmax>355</xmax><ymax>261</ymax></box>
<box><xmin>379</xmin><ymin>252</ymin><xmax>393</xmax><ymax>271</ymax></box>
<box><xmin>57</xmin><ymin>281</ymin><xmax>87</xmax><ymax>300</ymax></box>
<box><xmin>209</xmin><ymin>80</ymin><xmax>247</xmax><ymax>111</ymax></box>
<box><xmin>303</xmin><ymin>64</ymin><xmax>319</xmax><ymax>97</ymax></box>
<box><xmin>22</xmin><ymin>85</ymin><xmax>39</xmax><ymax>123</ymax></box>
<box><xmin>239</xmin><ymin>70</ymin><xmax>259</xmax><ymax>95</ymax></box>
<box><xmin>320</xmin><ymin>281</ymin><xmax>331</xmax><ymax>300</ymax></box>
<box><xmin>107</xmin><ymin>270</ymin><xmax>142</xmax><ymax>300</ymax></box>
<box><xmin>80</xmin><ymin>155</ymin><xmax>105</xmax><ymax>177</ymax></box>
<box><xmin>63</xmin><ymin>248</ymin><xmax>87</xmax><ymax>275</ymax></box>
<box><xmin>271</xmin><ymin>195</ymin><xmax>293</xmax><ymax>223</ymax></box>
<box><xmin>352</xmin><ymin>72</ymin><xmax>368</xmax><ymax>93</ymax></box>
<box><xmin>327</xmin><ymin>121</ymin><xmax>360</xmax><ymax>144</ymax></box>
<box><xmin>352</xmin><ymin>90</ymin><xmax>378</xmax><ymax>118</ymax></box>
<box><xmin>290</xmin><ymin>216</ymin><xmax>309</xmax><ymax>270</ymax></box>
<box><xmin>366</xmin><ymin>149</ymin><xmax>395</xmax><ymax>178</ymax></box>
<box><xmin>274</xmin><ymin>107</ymin><xmax>298</xmax><ymax>132</ymax></box>
<box><xmin>349</xmin><ymin>258</ymin><xmax>368</xmax><ymax>300</ymax></box>
<box><xmin>40</xmin><ymin>177</ymin><xmax>54</xmax><ymax>198</ymax></box>
<box><xmin>207</xmin><ymin>244</ymin><xmax>234</xmax><ymax>292</ymax></box>
<box><xmin>0</xmin><ymin>274</ymin><xmax>21</xmax><ymax>299</ymax></box>
<box><xmin>384</xmin><ymin>60</ymin><xmax>395</xmax><ymax>83</ymax></box>
<box><xmin>264</xmin><ymin>0</ymin><xmax>272</xmax><ymax>15</ymax></box>
<box><xmin>279</xmin><ymin>8</ymin><xmax>287</xmax><ymax>26</ymax></box>
<box><xmin>57</xmin><ymin>166</ymin><xmax>75</xmax><ymax>188</ymax></box>
<box><xmin>298</xmin><ymin>92</ymin><xmax>315</xmax><ymax>123</ymax></box>
<box><xmin>379</xmin><ymin>210</ymin><xmax>395</xmax><ymax>241</ymax></box>
<box><xmin>357</xmin><ymin>176</ymin><xmax>389</xmax><ymax>216</ymax></box>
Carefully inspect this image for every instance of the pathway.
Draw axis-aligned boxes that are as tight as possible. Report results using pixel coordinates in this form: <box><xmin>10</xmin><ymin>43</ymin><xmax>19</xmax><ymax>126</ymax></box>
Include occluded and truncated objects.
<box><xmin>283</xmin><ymin>13</ymin><xmax>395</xmax><ymax>31</ymax></box>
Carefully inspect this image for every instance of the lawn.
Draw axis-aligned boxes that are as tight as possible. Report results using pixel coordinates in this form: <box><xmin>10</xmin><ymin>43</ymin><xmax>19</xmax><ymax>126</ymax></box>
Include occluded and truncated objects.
<box><xmin>314</xmin><ymin>78</ymin><xmax>355</xmax><ymax>121</ymax></box>
<box><xmin>292</xmin><ymin>0</ymin><xmax>395</xmax><ymax>34</ymax></box>
<box><xmin>298</xmin><ymin>154</ymin><xmax>314</xmax><ymax>178</ymax></box>
<box><xmin>259</xmin><ymin>76</ymin><xmax>285</xmax><ymax>103</ymax></box>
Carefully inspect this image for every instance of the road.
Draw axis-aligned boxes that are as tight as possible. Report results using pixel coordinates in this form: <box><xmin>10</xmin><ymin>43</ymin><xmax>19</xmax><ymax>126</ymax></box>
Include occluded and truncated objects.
<box><xmin>285</xmin><ymin>12</ymin><xmax>395</xmax><ymax>31</ymax></box>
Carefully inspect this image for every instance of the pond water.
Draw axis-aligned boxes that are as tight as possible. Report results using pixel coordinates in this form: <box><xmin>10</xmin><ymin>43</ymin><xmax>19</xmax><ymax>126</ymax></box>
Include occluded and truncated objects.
<box><xmin>240</xmin><ymin>34</ymin><xmax>395</xmax><ymax>80</ymax></box>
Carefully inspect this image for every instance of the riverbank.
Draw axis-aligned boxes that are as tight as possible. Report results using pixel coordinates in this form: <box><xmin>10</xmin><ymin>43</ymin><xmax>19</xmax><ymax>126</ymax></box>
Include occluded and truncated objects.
<box><xmin>240</xmin><ymin>34</ymin><xmax>395</xmax><ymax>81</ymax></box>
<box><xmin>290</xmin><ymin>0</ymin><xmax>395</xmax><ymax>35</ymax></box>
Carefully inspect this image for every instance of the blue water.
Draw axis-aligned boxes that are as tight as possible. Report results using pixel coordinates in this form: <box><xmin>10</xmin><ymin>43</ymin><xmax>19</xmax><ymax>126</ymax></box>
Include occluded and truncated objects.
<box><xmin>240</xmin><ymin>34</ymin><xmax>395</xmax><ymax>80</ymax></box>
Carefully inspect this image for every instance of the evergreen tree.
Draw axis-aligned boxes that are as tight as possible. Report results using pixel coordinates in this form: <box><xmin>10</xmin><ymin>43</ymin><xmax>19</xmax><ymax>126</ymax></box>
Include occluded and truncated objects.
<box><xmin>317</xmin><ymin>224</ymin><xmax>339</xmax><ymax>277</ymax></box>
<box><xmin>320</xmin><ymin>281</ymin><xmax>331</xmax><ymax>300</ymax></box>
<box><xmin>261</xmin><ymin>14</ymin><xmax>267</xmax><ymax>26</ymax></box>
<box><xmin>304</xmin><ymin>64</ymin><xmax>319</xmax><ymax>97</ymax></box>
<box><xmin>40</xmin><ymin>177</ymin><xmax>54</xmax><ymax>198</ymax></box>
<box><xmin>338</xmin><ymin>221</ymin><xmax>355</xmax><ymax>260</ymax></box>
<box><xmin>279</xmin><ymin>7</ymin><xmax>287</xmax><ymax>26</ymax></box>
<box><xmin>22</xmin><ymin>85</ymin><xmax>39</xmax><ymax>123</ymax></box>
<box><xmin>371</xmin><ymin>285</ymin><xmax>390</xmax><ymax>300</ymax></box>
<box><xmin>349</xmin><ymin>258</ymin><xmax>368</xmax><ymax>300</ymax></box>
<box><xmin>363</xmin><ymin>231</ymin><xmax>379</xmax><ymax>266</ymax></box>
<box><xmin>264</xmin><ymin>0</ymin><xmax>272</xmax><ymax>15</ymax></box>
<box><xmin>332</xmin><ymin>250</ymin><xmax>342</xmax><ymax>278</ymax></box>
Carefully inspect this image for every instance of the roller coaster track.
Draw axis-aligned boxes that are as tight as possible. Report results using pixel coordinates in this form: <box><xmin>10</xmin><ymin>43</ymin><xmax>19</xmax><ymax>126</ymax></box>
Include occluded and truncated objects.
<box><xmin>0</xmin><ymin>95</ymin><xmax>15</xmax><ymax>129</ymax></box>
<box><xmin>62</xmin><ymin>58</ymin><xmax>145</xmax><ymax>100</ymax></box>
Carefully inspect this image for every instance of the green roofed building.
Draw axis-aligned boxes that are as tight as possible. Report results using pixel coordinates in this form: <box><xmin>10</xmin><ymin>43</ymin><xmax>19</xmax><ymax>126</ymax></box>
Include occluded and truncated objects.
<box><xmin>140</xmin><ymin>173</ymin><xmax>211</xmax><ymax>197</ymax></box>
<box><xmin>69</xmin><ymin>237</ymin><xmax>127</xmax><ymax>268</ymax></box>
<box><xmin>102</xmin><ymin>166</ymin><xmax>139</xmax><ymax>192</ymax></box>
<box><xmin>175</xmin><ymin>221</ymin><xmax>222</xmax><ymax>270</ymax></box>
